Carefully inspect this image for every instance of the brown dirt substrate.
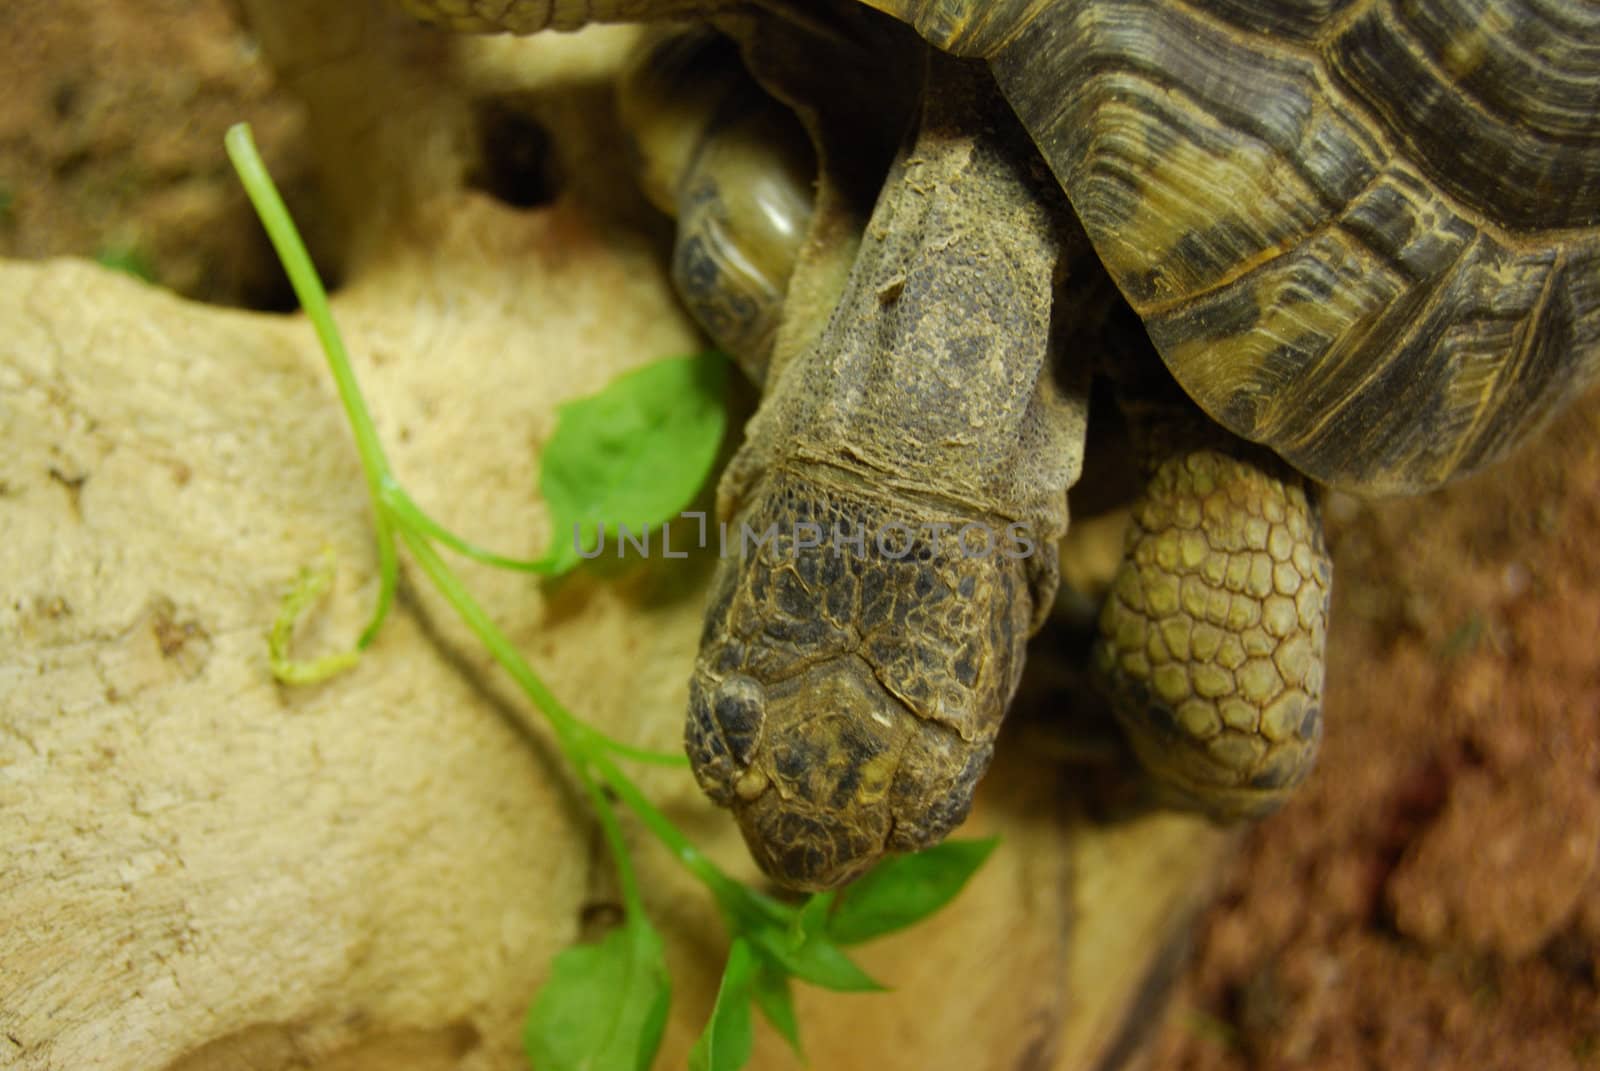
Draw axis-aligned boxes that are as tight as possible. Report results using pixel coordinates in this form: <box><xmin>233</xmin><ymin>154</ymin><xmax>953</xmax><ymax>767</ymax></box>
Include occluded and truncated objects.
<box><xmin>0</xmin><ymin>0</ymin><xmax>311</xmax><ymax>308</ymax></box>
<box><xmin>1152</xmin><ymin>389</ymin><xmax>1600</xmax><ymax>1070</ymax></box>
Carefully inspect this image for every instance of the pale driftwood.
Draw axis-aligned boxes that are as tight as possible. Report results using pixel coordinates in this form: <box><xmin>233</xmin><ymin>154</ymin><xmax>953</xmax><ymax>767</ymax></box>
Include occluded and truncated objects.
<box><xmin>0</xmin><ymin>9</ymin><xmax>1230</xmax><ymax>1069</ymax></box>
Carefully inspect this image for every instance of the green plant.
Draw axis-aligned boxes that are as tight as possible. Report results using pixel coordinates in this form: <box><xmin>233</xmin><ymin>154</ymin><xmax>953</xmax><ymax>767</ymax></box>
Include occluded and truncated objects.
<box><xmin>226</xmin><ymin>121</ymin><xmax>993</xmax><ymax>1071</ymax></box>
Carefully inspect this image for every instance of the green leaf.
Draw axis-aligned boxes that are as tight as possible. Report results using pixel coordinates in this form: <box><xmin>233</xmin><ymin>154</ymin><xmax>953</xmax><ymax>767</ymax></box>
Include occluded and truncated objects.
<box><xmin>709</xmin><ymin>876</ymin><xmax>793</xmax><ymax>933</ymax></box>
<box><xmin>751</xmin><ymin>961</ymin><xmax>802</xmax><ymax>1058</ymax></box>
<box><xmin>713</xmin><ymin>882</ymin><xmax>879</xmax><ymax>993</ymax></box>
<box><xmin>689</xmin><ymin>939</ymin><xmax>757</xmax><ymax>1071</ymax></box>
<box><xmin>745</xmin><ymin>918</ymin><xmax>882</xmax><ymax>993</ymax></box>
<box><xmin>826</xmin><ymin>837</ymin><xmax>999</xmax><ymax>945</ymax></box>
<box><xmin>524</xmin><ymin>916</ymin><xmax>672</xmax><ymax>1071</ymax></box>
<box><xmin>537</xmin><ymin>351</ymin><xmax>728</xmax><ymax>575</ymax></box>
<box><xmin>792</xmin><ymin>890</ymin><xmax>836</xmax><ymax>943</ymax></box>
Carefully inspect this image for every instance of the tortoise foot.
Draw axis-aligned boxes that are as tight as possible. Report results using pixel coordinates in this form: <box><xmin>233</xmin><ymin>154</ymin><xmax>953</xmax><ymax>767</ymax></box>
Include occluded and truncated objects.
<box><xmin>1093</xmin><ymin>447</ymin><xmax>1331</xmax><ymax>819</ymax></box>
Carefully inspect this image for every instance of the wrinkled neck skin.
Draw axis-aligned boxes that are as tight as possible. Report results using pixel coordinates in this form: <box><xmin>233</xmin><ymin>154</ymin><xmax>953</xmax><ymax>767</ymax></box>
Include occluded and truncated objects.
<box><xmin>688</xmin><ymin>54</ymin><xmax>1089</xmax><ymax>891</ymax></box>
<box><xmin>734</xmin><ymin>58</ymin><xmax>1082</xmax><ymax>569</ymax></box>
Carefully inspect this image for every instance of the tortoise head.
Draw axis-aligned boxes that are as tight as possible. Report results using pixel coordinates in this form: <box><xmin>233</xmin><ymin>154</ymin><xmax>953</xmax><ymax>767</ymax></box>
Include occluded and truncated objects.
<box><xmin>686</xmin><ymin>468</ymin><xmax>1039</xmax><ymax>890</ymax></box>
<box><xmin>688</xmin><ymin>659</ymin><xmax>996</xmax><ymax>890</ymax></box>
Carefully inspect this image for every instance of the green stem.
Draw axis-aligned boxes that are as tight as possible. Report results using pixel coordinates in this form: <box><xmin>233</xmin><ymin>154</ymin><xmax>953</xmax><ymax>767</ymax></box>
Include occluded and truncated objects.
<box><xmin>588</xmin><ymin>749</ymin><xmax>787</xmax><ymax>926</ymax></box>
<box><xmin>398</xmin><ymin>528</ymin><xmax>634</xmax><ymax>908</ymax></box>
<box><xmin>588</xmin><ymin>751</ymin><xmax>729</xmax><ymax>889</ymax></box>
<box><xmin>382</xmin><ymin>482</ymin><xmax>560</xmax><ymax>575</ymax></box>
<box><xmin>225</xmin><ymin>122</ymin><xmax>397</xmax><ymax>647</ymax></box>
<box><xmin>229</xmin><ymin>122</ymin><xmax>685</xmax><ymax>758</ymax></box>
<box><xmin>399</xmin><ymin>526</ymin><xmax>583</xmax><ymax>737</ymax></box>
<box><xmin>227</xmin><ymin>116</ymin><xmax>784</xmax><ymax>962</ymax></box>
<box><xmin>377</xmin><ymin>493</ymin><xmax>686</xmax><ymax>764</ymax></box>
<box><xmin>572</xmin><ymin>758</ymin><xmax>647</xmax><ymax>914</ymax></box>
<box><xmin>403</xmin><ymin>527</ymin><xmax>745</xmax><ymax>898</ymax></box>
<box><xmin>401</xmin><ymin>527</ymin><xmax>721</xmax><ymax>916</ymax></box>
<box><xmin>589</xmin><ymin>737</ymin><xmax>692</xmax><ymax>768</ymax></box>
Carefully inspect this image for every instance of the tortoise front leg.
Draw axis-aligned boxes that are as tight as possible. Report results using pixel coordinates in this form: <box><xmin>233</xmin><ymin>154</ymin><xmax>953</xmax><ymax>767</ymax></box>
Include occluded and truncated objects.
<box><xmin>1094</xmin><ymin>424</ymin><xmax>1332</xmax><ymax>819</ymax></box>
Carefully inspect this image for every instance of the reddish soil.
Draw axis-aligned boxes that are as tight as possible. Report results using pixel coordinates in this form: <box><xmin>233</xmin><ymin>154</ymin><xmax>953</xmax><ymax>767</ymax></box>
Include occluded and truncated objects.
<box><xmin>1154</xmin><ymin>390</ymin><xmax>1600</xmax><ymax>1069</ymax></box>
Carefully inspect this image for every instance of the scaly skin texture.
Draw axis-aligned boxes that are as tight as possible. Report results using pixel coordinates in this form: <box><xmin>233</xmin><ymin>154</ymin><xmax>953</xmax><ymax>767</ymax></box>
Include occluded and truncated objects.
<box><xmin>619</xmin><ymin>28</ymin><xmax>816</xmax><ymax>385</ymax></box>
<box><xmin>1094</xmin><ymin>447</ymin><xmax>1330</xmax><ymax>818</ymax></box>
<box><xmin>688</xmin><ymin>470</ymin><xmax>1035</xmax><ymax>886</ymax></box>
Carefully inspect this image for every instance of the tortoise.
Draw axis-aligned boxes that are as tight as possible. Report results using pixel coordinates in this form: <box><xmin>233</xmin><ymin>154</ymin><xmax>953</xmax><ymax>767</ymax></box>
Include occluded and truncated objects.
<box><xmin>404</xmin><ymin>0</ymin><xmax>1600</xmax><ymax>889</ymax></box>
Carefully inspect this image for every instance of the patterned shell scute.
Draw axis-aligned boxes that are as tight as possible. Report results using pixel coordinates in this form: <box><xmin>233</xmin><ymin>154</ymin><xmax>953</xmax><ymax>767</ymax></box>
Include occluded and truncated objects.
<box><xmin>976</xmin><ymin>0</ymin><xmax>1600</xmax><ymax>494</ymax></box>
<box><xmin>1328</xmin><ymin>0</ymin><xmax>1600</xmax><ymax>230</ymax></box>
<box><xmin>861</xmin><ymin>0</ymin><xmax>1059</xmax><ymax>56</ymax></box>
<box><xmin>1167</xmin><ymin>0</ymin><xmax>1360</xmax><ymax>42</ymax></box>
<box><xmin>409</xmin><ymin>0</ymin><xmax>1600</xmax><ymax>493</ymax></box>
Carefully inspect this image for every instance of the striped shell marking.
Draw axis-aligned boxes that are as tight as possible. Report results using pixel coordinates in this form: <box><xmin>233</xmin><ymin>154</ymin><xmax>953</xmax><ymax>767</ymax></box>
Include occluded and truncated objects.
<box><xmin>876</xmin><ymin>0</ymin><xmax>1600</xmax><ymax>495</ymax></box>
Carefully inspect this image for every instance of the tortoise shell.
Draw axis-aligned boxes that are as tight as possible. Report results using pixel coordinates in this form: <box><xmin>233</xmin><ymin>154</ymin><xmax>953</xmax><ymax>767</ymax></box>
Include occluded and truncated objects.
<box><xmin>869</xmin><ymin>0</ymin><xmax>1600</xmax><ymax>495</ymax></box>
<box><xmin>408</xmin><ymin>0</ymin><xmax>1600</xmax><ymax>496</ymax></box>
